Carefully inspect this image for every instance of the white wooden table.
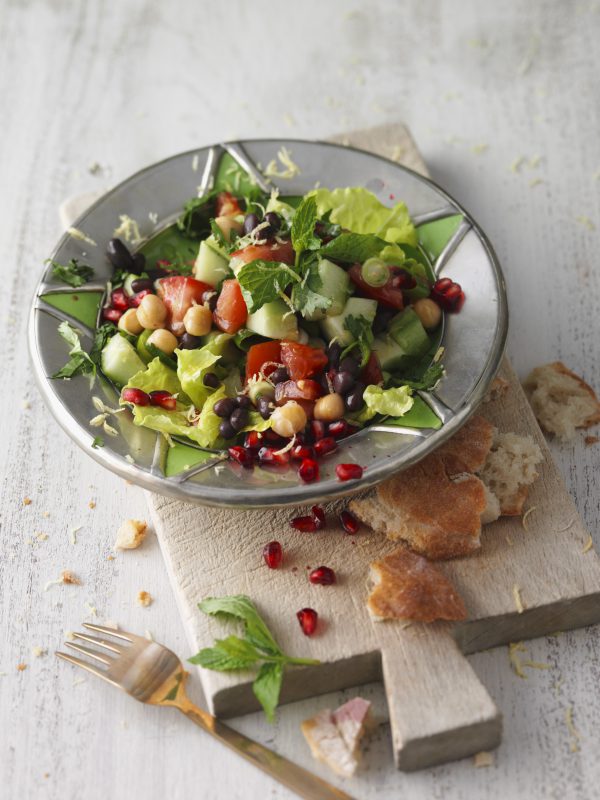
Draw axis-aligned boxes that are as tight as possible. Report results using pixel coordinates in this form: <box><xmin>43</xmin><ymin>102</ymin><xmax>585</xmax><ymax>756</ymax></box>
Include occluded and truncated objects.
<box><xmin>2</xmin><ymin>1</ymin><xmax>599</xmax><ymax>798</ymax></box>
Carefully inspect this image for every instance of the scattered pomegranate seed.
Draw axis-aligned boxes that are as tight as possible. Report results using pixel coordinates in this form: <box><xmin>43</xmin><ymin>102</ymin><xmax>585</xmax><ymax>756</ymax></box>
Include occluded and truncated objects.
<box><xmin>314</xmin><ymin>436</ymin><xmax>337</xmax><ymax>457</ymax></box>
<box><xmin>263</xmin><ymin>541</ymin><xmax>283</xmax><ymax>569</ymax></box>
<box><xmin>311</xmin><ymin>505</ymin><xmax>326</xmax><ymax>529</ymax></box>
<box><xmin>339</xmin><ymin>509</ymin><xmax>360</xmax><ymax>534</ymax></box>
<box><xmin>149</xmin><ymin>390</ymin><xmax>177</xmax><ymax>410</ymax></box>
<box><xmin>309</xmin><ymin>566</ymin><xmax>336</xmax><ymax>585</ymax></box>
<box><xmin>228</xmin><ymin>445</ymin><xmax>254</xmax><ymax>469</ymax></box>
<box><xmin>244</xmin><ymin>431</ymin><xmax>263</xmax><ymax>450</ymax></box>
<box><xmin>298</xmin><ymin>458</ymin><xmax>319</xmax><ymax>483</ymax></box>
<box><xmin>291</xmin><ymin>444</ymin><xmax>315</xmax><ymax>461</ymax></box>
<box><xmin>430</xmin><ymin>277</ymin><xmax>465</xmax><ymax>312</ymax></box>
<box><xmin>121</xmin><ymin>387</ymin><xmax>151</xmax><ymax>406</ymax></box>
<box><xmin>328</xmin><ymin>420</ymin><xmax>348</xmax><ymax>439</ymax></box>
<box><xmin>111</xmin><ymin>288</ymin><xmax>130</xmax><ymax>311</ymax></box>
<box><xmin>130</xmin><ymin>289</ymin><xmax>152</xmax><ymax>307</ymax></box>
<box><xmin>102</xmin><ymin>307</ymin><xmax>122</xmax><ymax>323</ymax></box>
<box><xmin>290</xmin><ymin>515</ymin><xmax>318</xmax><ymax>533</ymax></box>
<box><xmin>310</xmin><ymin>420</ymin><xmax>327</xmax><ymax>441</ymax></box>
<box><xmin>336</xmin><ymin>463</ymin><xmax>364</xmax><ymax>481</ymax></box>
<box><xmin>297</xmin><ymin>608</ymin><xmax>318</xmax><ymax>636</ymax></box>
<box><xmin>258</xmin><ymin>446</ymin><xmax>290</xmax><ymax>465</ymax></box>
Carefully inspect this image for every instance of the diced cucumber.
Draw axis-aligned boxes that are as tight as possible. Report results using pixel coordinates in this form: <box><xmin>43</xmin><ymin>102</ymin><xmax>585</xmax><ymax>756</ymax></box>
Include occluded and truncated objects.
<box><xmin>248</xmin><ymin>380</ymin><xmax>275</xmax><ymax>404</ymax></box>
<box><xmin>372</xmin><ymin>335</ymin><xmax>412</xmax><ymax>372</ymax></box>
<box><xmin>101</xmin><ymin>333</ymin><xmax>146</xmax><ymax>387</ymax></box>
<box><xmin>194</xmin><ymin>240</ymin><xmax>232</xmax><ymax>287</ymax></box>
<box><xmin>136</xmin><ymin>329</ymin><xmax>153</xmax><ymax>363</ymax></box>
<box><xmin>320</xmin><ymin>297</ymin><xmax>377</xmax><ymax>346</ymax></box>
<box><xmin>388</xmin><ymin>308</ymin><xmax>430</xmax><ymax>358</ymax></box>
<box><xmin>302</xmin><ymin>258</ymin><xmax>351</xmax><ymax>321</ymax></box>
<box><xmin>246</xmin><ymin>299</ymin><xmax>299</xmax><ymax>341</ymax></box>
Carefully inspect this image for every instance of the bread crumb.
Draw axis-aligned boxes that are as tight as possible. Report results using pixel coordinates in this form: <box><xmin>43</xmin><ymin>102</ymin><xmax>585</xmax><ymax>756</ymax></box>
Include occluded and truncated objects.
<box><xmin>522</xmin><ymin>506</ymin><xmax>537</xmax><ymax>530</ymax></box>
<box><xmin>62</xmin><ymin>570</ymin><xmax>81</xmax><ymax>585</ymax></box>
<box><xmin>474</xmin><ymin>751</ymin><xmax>494</xmax><ymax>767</ymax></box>
<box><xmin>23</xmin><ymin>497</ymin><xmax>32</xmax><ymax>506</ymax></box>
<box><xmin>42</xmin><ymin>511</ymin><xmax>50</xmax><ymax>518</ymax></box>
<box><xmin>17</xmin><ymin>663</ymin><xmax>27</xmax><ymax>672</ymax></box>
<box><xmin>107</xmin><ymin>554</ymin><xmax>115</xmax><ymax>561</ymax></box>
<box><xmin>32</xmin><ymin>646</ymin><xmax>47</xmax><ymax>658</ymax></box>
<box><xmin>585</xmin><ymin>435</ymin><xmax>599</xmax><ymax>445</ymax></box>
<box><xmin>115</xmin><ymin>519</ymin><xmax>148</xmax><ymax>550</ymax></box>
<box><xmin>137</xmin><ymin>591</ymin><xmax>153</xmax><ymax>607</ymax></box>
<box><xmin>582</xmin><ymin>535</ymin><xmax>594</xmax><ymax>554</ymax></box>
<box><xmin>65</xmin><ymin>631</ymin><xmax>75</xmax><ymax>641</ymax></box>
<box><xmin>565</xmin><ymin>707</ymin><xmax>581</xmax><ymax>752</ymax></box>
<box><xmin>88</xmin><ymin>500</ymin><xmax>96</xmax><ymax>509</ymax></box>
<box><xmin>35</xmin><ymin>532</ymin><xmax>49</xmax><ymax>542</ymax></box>
<box><xmin>513</xmin><ymin>585</ymin><xmax>525</xmax><ymax>613</ymax></box>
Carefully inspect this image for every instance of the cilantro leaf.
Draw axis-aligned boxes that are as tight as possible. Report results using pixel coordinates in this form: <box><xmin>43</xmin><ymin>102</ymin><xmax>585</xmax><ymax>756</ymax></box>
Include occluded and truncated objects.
<box><xmin>398</xmin><ymin>361</ymin><xmax>445</xmax><ymax>391</ymax></box>
<box><xmin>291</xmin><ymin>253</ymin><xmax>331</xmax><ymax>317</ymax></box>
<box><xmin>319</xmin><ymin>232</ymin><xmax>387</xmax><ymax>263</ymax></box>
<box><xmin>252</xmin><ymin>662</ymin><xmax>284</xmax><ymax>723</ymax></box>
<box><xmin>52</xmin><ymin>321</ymin><xmax>96</xmax><ymax>382</ymax></box>
<box><xmin>177</xmin><ymin>190</ymin><xmax>219</xmax><ymax>239</ymax></box>
<box><xmin>48</xmin><ymin>258</ymin><xmax>94</xmax><ymax>287</ymax></box>
<box><xmin>291</xmin><ymin>195</ymin><xmax>319</xmax><ymax>255</ymax></box>
<box><xmin>89</xmin><ymin>323</ymin><xmax>117</xmax><ymax>369</ymax></box>
<box><xmin>342</xmin><ymin>314</ymin><xmax>374</xmax><ymax>367</ymax></box>
<box><xmin>197</xmin><ymin>595</ymin><xmax>282</xmax><ymax>657</ymax></box>
<box><xmin>188</xmin><ymin>635</ymin><xmax>261</xmax><ymax>671</ymax></box>
<box><xmin>236</xmin><ymin>260</ymin><xmax>300</xmax><ymax>314</ymax></box>
<box><xmin>91</xmin><ymin>436</ymin><xmax>104</xmax><ymax>449</ymax></box>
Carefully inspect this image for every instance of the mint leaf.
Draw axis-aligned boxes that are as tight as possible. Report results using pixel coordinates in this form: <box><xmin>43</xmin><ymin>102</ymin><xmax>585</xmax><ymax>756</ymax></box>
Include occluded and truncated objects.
<box><xmin>319</xmin><ymin>232</ymin><xmax>387</xmax><ymax>263</ymax></box>
<box><xmin>291</xmin><ymin>196</ymin><xmax>319</xmax><ymax>254</ymax></box>
<box><xmin>236</xmin><ymin>260</ymin><xmax>299</xmax><ymax>314</ymax></box>
<box><xmin>52</xmin><ymin>321</ymin><xmax>96</xmax><ymax>381</ymax></box>
<box><xmin>342</xmin><ymin>314</ymin><xmax>374</xmax><ymax>367</ymax></box>
<box><xmin>91</xmin><ymin>436</ymin><xmax>104</xmax><ymax>449</ymax></box>
<box><xmin>188</xmin><ymin>635</ymin><xmax>261</xmax><ymax>670</ymax></box>
<box><xmin>252</xmin><ymin>662</ymin><xmax>284</xmax><ymax>723</ymax></box>
<box><xmin>48</xmin><ymin>258</ymin><xmax>94</xmax><ymax>288</ymax></box>
<box><xmin>198</xmin><ymin>595</ymin><xmax>282</xmax><ymax>657</ymax></box>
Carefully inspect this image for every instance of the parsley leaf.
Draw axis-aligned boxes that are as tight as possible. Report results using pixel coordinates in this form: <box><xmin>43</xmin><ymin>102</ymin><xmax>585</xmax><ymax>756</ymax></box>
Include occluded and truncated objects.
<box><xmin>48</xmin><ymin>258</ymin><xmax>94</xmax><ymax>287</ymax></box>
<box><xmin>342</xmin><ymin>314</ymin><xmax>374</xmax><ymax>368</ymax></box>
<box><xmin>52</xmin><ymin>321</ymin><xmax>96</xmax><ymax>382</ymax></box>
<box><xmin>253</xmin><ymin>662</ymin><xmax>284</xmax><ymax>723</ymax></box>
<box><xmin>291</xmin><ymin>253</ymin><xmax>331</xmax><ymax>318</ymax></box>
<box><xmin>89</xmin><ymin>323</ymin><xmax>117</xmax><ymax>369</ymax></box>
<box><xmin>91</xmin><ymin>436</ymin><xmax>104</xmax><ymax>449</ymax></box>
<box><xmin>319</xmin><ymin>232</ymin><xmax>387</xmax><ymax>263</ymax></box>
<box><xmin>236</xmin><ymin>259</ymin><xmax>300</xmax><ymax>314</ymax></box>
<box><xmin>398</xmin><ymin>361</ymin><xmax>445</xmax><ymax>391</ymax></box>
<box><xmin>291</xmin><ymin>195</ymin><xmax>320</xmax><ymax>255</ymax></box>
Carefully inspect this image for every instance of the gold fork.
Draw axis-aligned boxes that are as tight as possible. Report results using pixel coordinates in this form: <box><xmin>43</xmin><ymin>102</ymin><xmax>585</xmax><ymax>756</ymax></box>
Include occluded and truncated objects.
<box><xmin>57</xmin><ymin>623</ymin><xmax>353</xmax><ymax>800</ymax></box>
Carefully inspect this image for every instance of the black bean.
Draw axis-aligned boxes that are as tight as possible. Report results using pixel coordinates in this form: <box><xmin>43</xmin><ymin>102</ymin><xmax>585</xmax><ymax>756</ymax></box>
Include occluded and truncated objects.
<box><xmin>230</xmin><ymin>407</ymin><xmax>249</xmax><ymax>432</ymax></box>
<box><xmin>179</xmin><ymin>333</ymin><xmax>202</xmax><ymax>350</ymax></box>
<box><xmin>327</xmin><ymin>342</ymin><xmax>342</xmax><ymax>369</ymax></box>
<box><xmin>214</xmin><ymin>398</ymin><xmax>236</xmax><ymax>418</ymax></box>
<box><xmin>146</xmin><ymin>267</ymin><xmax>169</xmax><ymax>280</ymax></box>
<box><xmin>345</xmin><ymin>382</ymin><xmax>365</xmax><ymax>412</ymax></box>
<box><xmin>339</xmin><ymin>357</ymin><xmax>360</xmax><ymax>377</ymax></box>
<box><xmin>131</xmin><ymin>252</ymin><xmax>146</xmax><ymax>275</ymax></box>
<box><xmin>270</xmin><ymin>367</ymin><xmax>289</xmax><ymax>384</ymax></box>
<box><xmin>333</xmin><ymin>370</ymin><xmax>355</xmax><ymax>395</ymax></box>
<box><xmin>131</xmin><ymin>278</ymin><xmax>153</xmax><ymax>294</ymax></box>
<box><xmin>235</xmin><ymin>395</ymin><xmax>252</xmax><ymax>409</ymax></box>
<box><xmin>257</xmin><ymin>397</ymin><xmax>272</xmax><ymax>420</ymax></box>
<box><xmin>264</xmin><ymin>211</ymin><xmax>281</xmax><ymax>231</ymax></box>
<box><xmin>203</xmin><ymin>372</ymin><xmax>220</xmax><ymax>388</ymax></box>
<box><xmin>201</xmin><ymin>291</ymin><xmax>218</xmax><ymax>311</ymax></box>
<box><xmin>219</xmin><ymin>419</ymin><xmax>236</xmax><ymax>439</ymax></box>
<box><xmin>243</xmin><ymin>213</ymin><xmax>260</xmax><ymax>235</ymax></box>
<box><xmin>106</xmin><ymin>238</ymin><xmax>134</xmax><ymax>272</ymax></box>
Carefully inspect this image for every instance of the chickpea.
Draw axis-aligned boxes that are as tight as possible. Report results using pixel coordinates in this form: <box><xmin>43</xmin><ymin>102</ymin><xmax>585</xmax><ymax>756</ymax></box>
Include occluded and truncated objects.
<box><xmin>137</xmin><ymin>294</ymin><xmax>167</xmax><ymax>330</ymax></box>
<box><xmin>118</xmin><ymin>308</ymin><xmax>143</xmax><ymax>335</ymax></box>
<box><xmin>271</xmin><ymin>402</ymin><xmax>307</xmax><ymax>438</ymax></box>
<box><xmin>147</xmin><ymin>328</ymin><xmax>178</xmax><ymax>355</ymax></box>
<box><xmin>215</xmin><ymin>215</ymin><xmax>243</xmax><ymax>243</ymax></box>
<box><xmin>183</xmin><ymin>304</ymin><xmax>212</xmax><ymax>337</ymax></box>
<box><xmin>413</xmin><ymin>298</ymin><xmax>442</xmax><ymax>330</ymax></box>
<box><xmin>313</xmin><ymin>392</ymin><xmax>345</xmax><ymax>422</ymax></box>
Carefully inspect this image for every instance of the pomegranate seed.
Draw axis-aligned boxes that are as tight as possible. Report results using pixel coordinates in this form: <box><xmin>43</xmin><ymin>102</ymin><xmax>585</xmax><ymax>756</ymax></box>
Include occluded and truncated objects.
<box><xmin>311</xmin><ymin>505</ymin><xmax>326</xmax><ymax>529</ymax></box>
<box><xmin>298</xmin><ymin>458</ymin><xmax>319</xmax><ymax>483</ymax></box>
<box><xmin>297</xmin><ymin>608</ymin><xmax>318</xmax><ymax>636</ymax></box>
<box><xmin>339</xmin><ymin>509</ymin><xmax>360</xmax><ymax>534</ymax></box>
<box><xmin>244</xmin><ymin>431</ymin><xmax>263</xmax><ymax>450</ymax></box>
<box><xmin>336</xmin><ymin>463</ymin><xmax>364</xmax><ymax>481</ymax></box>
<box><xmin>149</xmin><ymin>390</ymin><xmax>177</xmax><ymax>410</ymax></box>
<box><xmin>309</xmin><ymin>566</ymin><xmax>336</xmax><ymax>585</ymax></box>
<box><xmin>263</xmin><ymin>429</ymin><xmax>287</xmax><ymax>445</ymax></box>
<box><xmin>130</xmin><ymin>289</ymin><xmax>152</xmax><ymax>307</ymax></box>
<box><xmin>291</xmin><ymin>444</ymin><xmax>315</xmax><ymax>461</ymax></box>
<box><xmin>310</xmin><ymin>420</ymin><xmax>327</xmax><ymax>441</ymax></box>
<box><xmin>431</xmin><ymin>278</ymin><xmax>465</xmax><ymax>312</ymax></box>
<box><xmin>121</xmin><ymin>387</ymin><xmax>151</xmax><ymax>406</ymax></box>
<box><xmin>111</xmin><ymin>288</ymin><xmax>130</xmax><ymax>311</ymax></box>
<box><xmin>290</xmin><ymin>515</ymin><xmax>318</xmax><ymax>532</ymax></box>
<box><xmin>228</xmin><ymin>445</ymin><xmax>254</xmax><ymax>469</ymax></box>
<box><xmin>102</xmin><ymin>307</ymin><xmax>122</xmax><ymax>323</ymax></box>
<box><xmin>328</xmin><ymin>420</ymin><xmax>348</xmax><ymax>439</ymax></box>
<box><xmin>314</xmin><ymin>436</ymin><xmax>337</xmax><ymax>457</ymax></box>
<box><xmin>263</xmin><ymin>541</ymin><xmax>283</xmax><ymax>569</ymax></box>
<box><xmin>258</xmin><ymin>446</ymin><xmax>290</xmax><ymax>466</ymax></box>
<box><xmin>346</xmin><ymin>424</ymin><xmax>359</xmax><ymax>437</ymax></box>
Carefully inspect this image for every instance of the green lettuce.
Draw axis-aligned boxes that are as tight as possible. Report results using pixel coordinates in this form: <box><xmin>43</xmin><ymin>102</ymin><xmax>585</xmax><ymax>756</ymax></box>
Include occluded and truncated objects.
<box><xmin>126</xmin><ymin>357</ymin><xmax>183</xmax><ymax>397</ymax></box>
<box><xmin>353</xmin><ymin>384</ymin><xmax>414</xmax><ymax>424</ymax></box>
<box><xmin>176</xmin><ymin>346</ymin><xmax>222</xmax><ymax>408</ymax></box>
<box><xmin>311</xmin><ymin>187</ymin><xmax>417</xmax><ymax>246</ymax></box>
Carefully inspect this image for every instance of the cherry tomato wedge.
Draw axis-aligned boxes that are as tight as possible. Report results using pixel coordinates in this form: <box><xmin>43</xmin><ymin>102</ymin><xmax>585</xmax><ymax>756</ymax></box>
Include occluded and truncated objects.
<box><xmin>156</xmin><ymin>276</ymin><xmax>212</xmax><ymax>335</ymax></box>
<box><xmin>280</xmin><ymin>341</ymin><xmax>328</xmax><ymax>381</ymax></box>
<box><xmin>230</xmin><ymin>239</ymin><xmax>295</xmax><ymax>269</ymax></box>
<box><xmin>361</xmin><ymin>352</ymin><xmax>384</xmax><ymax>386</ymax></box>
<box><xmin>274</xmin><ymin>379</ymin><xmax>322</xmax><ymax>419</ymax></box>
<box><xmin>245</xmin><ymin>341</ymin><xmax>282</xmax><ymax>381</ymax></box>
<box><xmin>348</xmin><ymin>263</ymin><xmax>404</xmax><ymax>310</ymax></box>
<box><xmin>213</xmin><ymin>279</ymin><xmax>248</xmax><ymax>334</ymax></box>
<box><xmin>215</xmin><ymin>191</ymin><xmax>242</xmax><ymax>217</ymax></box>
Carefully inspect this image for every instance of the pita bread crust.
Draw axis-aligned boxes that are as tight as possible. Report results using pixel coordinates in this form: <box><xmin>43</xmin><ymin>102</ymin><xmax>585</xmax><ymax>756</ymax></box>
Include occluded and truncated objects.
<box><xmin>436</xmin><ymin>414</ymin><xmax>495</xmax><ymax>473</ymax></box>
<box><xmin>549</xmin><ymin>362</ymin><xmax>600</xmax><ymax>424</ymax></box>
<box><xmin>367</xmin><ymin>545</ymin><xmax>467</xmax><ymax>622</ymax></box>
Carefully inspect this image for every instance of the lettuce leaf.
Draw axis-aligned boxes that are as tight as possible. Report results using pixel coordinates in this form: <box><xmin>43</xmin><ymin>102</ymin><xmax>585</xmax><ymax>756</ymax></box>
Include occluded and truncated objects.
<box><xmin>359</xmin><ymin>384</ymin><xmax>414</xmax><ymax>422</ymax></box>
<box><xmin>126</xmin><ymin>357</ymin><xmax>183</xmax><ymax>397</ymax></box>
<box><xmin>311</xmin><ymin>187</ymin><xmax>417</xmax><ymax>246</ymax></box>
<box><xmin>176</xmin><ymin>346</ymin><xmax>222</xmax><ymax>409</ymax></box>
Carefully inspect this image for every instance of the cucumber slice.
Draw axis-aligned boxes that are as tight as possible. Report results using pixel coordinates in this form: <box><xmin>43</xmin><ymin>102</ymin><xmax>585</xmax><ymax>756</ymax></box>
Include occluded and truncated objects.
<box><xmin>388</xmin><ymin>308</ymin><xmax>430</xmax><ymax>357</ymax></box>
<box><xmin>302</xmin><ymin>258</ymin><xmax>351</xmax><ymax>322</ymax></box>
<box><xmin>246</xmin><ymin>299</ymin><xmax>299</xmax><ymax>341</ymax></box>
<box><xmin>320</xmin><ymin>297</ymin><xmax>377</xmax><ymax>346</ymax></box>
<box><xmin>136</xmin><ymin>329</ymin><xmax>153</xmax><ymax>363</ymax></box>
<box><xmin>372</xmin><ymin>335</ymin><xmax>411</xmax><ymax>372</ymax></box>
<box><xmin>101</xmin><ymin>333</ymin><xmax>146</xmax><ymax>387</ymax></box>
<box><xmin>123</xmin><ymin>274</ymin><xmax>140</xmax><ymax>297</ymax></box>
<box><xmin>194</xmin><ymin>239</ymin><xmax>232</xmax><ymax>287</ymax></box>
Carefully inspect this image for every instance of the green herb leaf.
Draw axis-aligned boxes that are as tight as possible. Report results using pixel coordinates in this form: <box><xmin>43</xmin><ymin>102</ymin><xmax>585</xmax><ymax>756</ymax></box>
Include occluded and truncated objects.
<box><xmin>48</xmin><ymin>258</ymin><xmax>94</xmax><ymax>287</ymax></box>
<box><xmin>342</xmin><ymin>314</ymin><xmax>374</xmax><ymax>367</ymax></box>
<box><xmin>52</xmin><ymin>321</ymin><xmax>96</xmax><ymax>382</ymax></box>
<box><xmin>177</xmin><ymin>190</ymin><xmax>219</xmax><ymax>239</ymax></box>
<box><xmin>197</xmin><ymin>595</ymin><xmax>282</xmax><ymax>657</ymax></box>
<box><xmin>91</xmin><ymin>436</ymin><xmax>104</xmax><ymax>449</ymax></box>
<box><xmin>188</xmin><ymin>635</ymin><xmax>261</xmax><ymax>671</ymax></box>
<box><xmin>319</xmin><ymin>232</ymin><xmax>387</xmax><ymax>263</ymax></box>
<box><xmin>291</xmin><ymin>195</ymin><xmax>319</xmax><ymax>254</ymax></box>
<box><xmin>236</xmin><ymin>260</ymin><xmax>299</xmax><ymax>314</ymax></box>
<box><xmin>399</xmin><ymin>361</ymin><xmax>445</xmax><ymax>391</ymax></box>
<box><xmin>291</xmin><ymin>253</ymin><xmax>331</xmax><ymax>317</ymax></box>
<box><xmin>89</xmin><ymin>323</ymin><xmax>117</xmax><ymax>369</ymax></box>
<box><xmin>252</xmin><ymin>662</ymin><xmax>284</xmax><ymax>723</ymax></box>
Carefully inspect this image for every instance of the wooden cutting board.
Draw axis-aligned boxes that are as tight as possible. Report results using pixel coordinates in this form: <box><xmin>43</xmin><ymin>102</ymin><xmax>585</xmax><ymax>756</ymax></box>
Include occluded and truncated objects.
<box><xmin>147</xmin><ymin>123</ymin><xmax>600</xmax><ymax>771</ymax></box>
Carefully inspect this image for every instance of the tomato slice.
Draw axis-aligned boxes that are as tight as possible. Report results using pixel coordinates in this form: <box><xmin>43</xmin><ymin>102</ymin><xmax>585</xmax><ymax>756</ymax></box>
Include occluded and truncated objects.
<box><xmin>215</xmin><ymin>191</ymin><xmax>242</xmax><ymax>217</ymax></box>
<box><xmin>274</xmin><ymin>379</ymin><xmax>323</xmax><ymax>418</ymax></box>
<box><xmin>245</xmin><ymin>341</ymin><xmax>282</xmax><ymax>381</ymax></box>
<box><xmin>361</xmin><ymin>352</ymin><xmax>384</xmax><ymax>386</ymax></box>
<box><xmin>156</xmin><ymin>276</ymin><xmax>212</xmax><ymax>335</ymax></box>
<box><xmin>230</xmin><ymin>239</ymin><xmax>295</xmax><ymax>269</ymax></box>
<box><xmin>213</xmin><ymin>279</ymin><xmax>248</xmax><ymax>334</ymax></box>
<box><xmin>280</xmin><ymin>341</ymin><xmax>328</xmax><ymax>381</ymax></box>
<box><xmin>348</xmin><ymin>263</ymin><xmax>404</xmax><ymax>310</ymax></box>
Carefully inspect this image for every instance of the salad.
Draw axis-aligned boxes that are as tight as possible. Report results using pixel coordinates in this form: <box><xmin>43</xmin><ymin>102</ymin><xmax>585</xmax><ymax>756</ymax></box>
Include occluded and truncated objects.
<box><xmin>54</xmin><ymin>181</ymin><xmax>465</xmax><ymax>483</ymax></box>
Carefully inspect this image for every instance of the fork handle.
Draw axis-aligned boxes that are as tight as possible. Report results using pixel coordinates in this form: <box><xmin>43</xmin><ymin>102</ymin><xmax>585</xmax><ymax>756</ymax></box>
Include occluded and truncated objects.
<box><xmin>176</xmin><ymin>701</ymin><xmax>355</xmax><ymax>800</ymax></box>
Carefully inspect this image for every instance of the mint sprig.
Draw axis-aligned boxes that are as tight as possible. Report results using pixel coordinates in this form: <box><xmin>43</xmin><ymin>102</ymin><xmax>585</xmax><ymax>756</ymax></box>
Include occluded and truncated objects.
<box><xmin>341</xmin><ymin>314</ymin><xmax>374</xmax><ymax>368</ymax></box>
<box><xmin>291</xmin><ymin>195</ymin><xmax>320</xmax><ymax>257</ymax></box>
<box><xmin>48</xmin><ymin>258</ymin><xmax>94</xmax><ymax>288</ymax></box>
<box><xmin>319</xmin><ymin>232</ymin><xmax>387</xmax><ymax>263</ymax></box>
<box><xmin>189</xmin><ymin>595</ymin><xmax>319</xmax><ymax>721</ymax></box>
<box><xmin>236</xmin><ymin>259</ymin><xmax>300</xmax><ymax>314</ymax></box>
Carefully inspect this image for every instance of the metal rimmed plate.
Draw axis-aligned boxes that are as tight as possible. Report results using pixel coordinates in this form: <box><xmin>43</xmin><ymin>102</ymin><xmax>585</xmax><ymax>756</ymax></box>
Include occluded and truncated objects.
<box><xmin>29</xmin><ymin>139</ymin><xmax>507</xmax><ymax>508</ymax></box>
